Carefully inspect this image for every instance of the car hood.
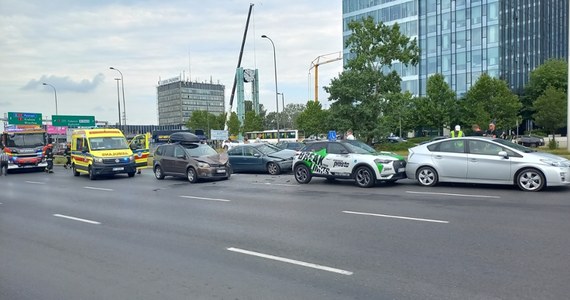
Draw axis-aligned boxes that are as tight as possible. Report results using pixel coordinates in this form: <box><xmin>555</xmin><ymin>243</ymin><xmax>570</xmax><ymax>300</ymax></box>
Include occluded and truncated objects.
<box><xmin>194</xmin><ymin>152</ymin><xmax>228</xmax><ymax>165</ymax></box>
<box><xmin>267</xmin><ymin>149</ymin><xmax>296</xmax><ymax>160</ymax></box>
<box><xmin>527</xmin><ymin>151</ymin><xmax>569</xmax><ymax>163</ymax></box>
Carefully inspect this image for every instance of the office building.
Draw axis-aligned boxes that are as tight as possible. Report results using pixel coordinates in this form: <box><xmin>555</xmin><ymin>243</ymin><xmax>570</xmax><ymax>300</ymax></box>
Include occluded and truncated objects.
<box><xmin>157</xmin><ymin>77</ymin><xmax>225</xmax><ymax>126</ymax></box>
<box><xmin>342</xmin><ymin>0</ymin><xmax>568</xmax><ymax>96</ymax></box>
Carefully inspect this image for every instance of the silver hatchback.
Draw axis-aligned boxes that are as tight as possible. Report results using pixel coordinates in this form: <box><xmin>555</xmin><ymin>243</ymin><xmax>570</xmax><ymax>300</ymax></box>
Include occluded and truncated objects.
<box><xmin>406</xmin><ymin>137</ymin><xmax>570</xmax><ymax>192</ymax></box>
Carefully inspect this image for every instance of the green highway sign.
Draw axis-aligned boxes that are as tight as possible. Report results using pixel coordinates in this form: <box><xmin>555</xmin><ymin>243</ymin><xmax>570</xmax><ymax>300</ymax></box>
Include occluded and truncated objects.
<box><xmin>52</xmin><ymin>115</ymin><xmax>95</xmax><ymax>127</ymax></box>
<box><xmin>8</xmin><ymin>112</ymin><xmax>43</xmax><ymax>125</ymax></box>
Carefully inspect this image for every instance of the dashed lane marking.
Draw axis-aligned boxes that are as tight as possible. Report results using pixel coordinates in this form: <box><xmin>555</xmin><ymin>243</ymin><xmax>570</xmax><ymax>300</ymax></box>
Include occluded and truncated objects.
<box><xmin>343</xmin><ymin>210</ymin><xmax>449</xmax><ymax>224</ymax></box>
<box><xmin>84</xmin><ymin>186</ymin><xmax>114</xmax><ymax>192</ymax></box>
<box><xmin>53</xmin><ymin>214</ymin><xmax>101</xmax><ymax>225</ymax></box>
<box><xmin>179</xmin><ymin>195</ymin><xmax>231</xmax><ymax>202</ymax></box>
<box><xmin>406</xmin><ymin>191</ymin><xmax>501</xmax><ymax>199</ymax></box>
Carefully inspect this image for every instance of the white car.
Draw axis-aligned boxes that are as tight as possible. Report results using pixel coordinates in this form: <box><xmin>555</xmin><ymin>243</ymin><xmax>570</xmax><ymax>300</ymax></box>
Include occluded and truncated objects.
<box><xmin>221</xmin><ymin>140</ymin><xmax>243</xmax><ymax>151</ymax></box>
<box><xmin>293</xmin><ymin>140</ymin><xmax>407</xmax><ymax>188</ymax></box>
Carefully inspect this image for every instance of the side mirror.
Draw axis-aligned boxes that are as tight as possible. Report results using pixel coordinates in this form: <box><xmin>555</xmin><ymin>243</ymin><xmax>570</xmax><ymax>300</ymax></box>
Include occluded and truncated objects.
<box><xmin>253</xmin><ymin>153</ymin><xmax>261</xmax><ymax>158</ymax></box>
<box><xmin>176</xmin><ymin>154</ymin><xmax>185</xmax><ymax>159</ymax></box>
<box><xmin>498</xmin><ymin>151</ymin><xmax>508</xmax><ymax>158</ymax></box>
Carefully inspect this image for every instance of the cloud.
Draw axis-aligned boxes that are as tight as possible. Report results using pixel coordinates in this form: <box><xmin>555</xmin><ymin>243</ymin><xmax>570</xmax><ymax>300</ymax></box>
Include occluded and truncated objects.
<box><xmin>21</xmin><ymin>74</ymin><xmax>105</xmax><ymax>93</ymax></box>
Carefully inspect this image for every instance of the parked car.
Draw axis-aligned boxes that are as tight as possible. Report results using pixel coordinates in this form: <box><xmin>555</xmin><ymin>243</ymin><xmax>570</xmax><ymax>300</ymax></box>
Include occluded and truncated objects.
<box><xmin>406</xmin><ymin>137</ymin><xmax>570</xmax><ymax>192</ymax></box>
<box><xmin>227</xmin><ymin>143</ymin><xmax>296</xmax><ymax>175</ymax></box>
<box><xmin>515</xmin><ymin>135</ymin><xmax>545</xmax><ymax>147</ymax></box>
<box><xmin>222</xmin><ymin>139</ymin><xmax>243</xmax><ymax>151</ymax></box>
<box><xmin>153</xmin><ymin>132</ymin><xmax>230</xmax><ymax>183</ymax></box>
<box><xmin>419</xmin><ymin>136</ymin><xmax>449</xmax><ymax>145</ymax></box>
<box><xmin>293</xmin><ymin>140</ymin><xmax>407</xmax><ymax>188</ymax></box>
<box><xmin>275</xmin><ymin>141</ymin><xmax>304</xmax><ymax>151</ymax></box>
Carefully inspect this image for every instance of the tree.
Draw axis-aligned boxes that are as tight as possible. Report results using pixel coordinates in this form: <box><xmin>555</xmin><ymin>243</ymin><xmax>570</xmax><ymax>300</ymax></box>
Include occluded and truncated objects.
<box><xmin>227</xmin><ymin>112</ymin><xmax>241</xmax><ymax>137</ymax></box>
<box><xmin>382</xmin><ymin>91</ymin><xmax>416</xmax><ymax>137</ymax></box>
<box><xmin>325</xmin><ymin>16</ymin><xmax>419</xmax><ymax>141</ymax></box>
<box><xmin>281</xmin><ymin>103</ymin><xmax>305</xmax><ymax>129</ymax></box>
<box><xmin>296</xmin><ymin>101</ymin><xmax>328</xmax><ymax>138</ymax></box>
<box><xmin>533</xmin><ymin>85</ymin><xmax>567</xmax><ymax>142</ymax></box>
<box><xmin>186</xmin><ymin>110</ymin><xmax>226</xmax><ymax>136</ymax></box>
<box><xmin>242</xmin><ymin>111</ymin><xmax>263</xmax><ymax>134</ymax></box>
<box><xmin>416</xmin><ymin>73</ymin><xmax>457</xmax><ymax>135</ymax></box>
<box><xmin>462</xmin><ymin>73</ymin><xmax>522</xmax><ymax>131</ymax></box>
<box><xmin>523</xmin><ymin>59</ymin><xmax>568</xmax><ymax>119</ymax></box>
<box><xmin>264</xmin><ymin>112</ymin><xmax>278</xmax><ymax>130</ymax></box>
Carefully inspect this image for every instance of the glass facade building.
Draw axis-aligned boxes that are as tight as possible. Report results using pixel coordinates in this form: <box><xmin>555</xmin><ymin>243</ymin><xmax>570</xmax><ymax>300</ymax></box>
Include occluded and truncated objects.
<box><xmin>157</xmin><ymin>80</ymin><xmax>225</xmax><ymax>126</ymax></box>
<box><xmin>342</xmin><ymin>0</ymin><xmax>568</xmax><ymax>97</ymax></box>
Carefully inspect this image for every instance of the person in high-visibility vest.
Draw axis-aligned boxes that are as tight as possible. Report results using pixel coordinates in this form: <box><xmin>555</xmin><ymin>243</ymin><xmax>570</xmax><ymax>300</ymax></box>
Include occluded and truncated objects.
<box><xmin>451</xmin><ymin>125</ymin><xmax>464</xmax><ymax>138</ymax></box>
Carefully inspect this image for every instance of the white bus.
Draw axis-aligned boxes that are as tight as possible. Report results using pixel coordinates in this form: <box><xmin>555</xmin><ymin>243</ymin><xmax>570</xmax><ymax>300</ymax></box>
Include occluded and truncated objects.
<box><xmin>245</xmin><ymin>129</ymin><xmax>304</xmax><ymax>144</ymax></box>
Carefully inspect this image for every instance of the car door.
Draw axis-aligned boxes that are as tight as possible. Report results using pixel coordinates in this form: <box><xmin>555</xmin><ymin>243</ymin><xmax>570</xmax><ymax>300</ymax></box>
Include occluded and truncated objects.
<box><xmin>160</xmin><ymin>145</ymin><xmax>175</xmax><ymax>175</ymax></box>
<box><xmin>241</xmin><ymin>146</ymin><xmax>264</xmax><ymax>171</ymax></box>
<box><xmin>431</xmin><ymin>140</ymin><xmax>468</xmax><ymax>180</ymax></box>
<box><xmin>323</xmin><ymin>143</ymin><xmax>352</xmax><ymax>177</ymax></box>
<box><xmin>227</xmin><ymin>147</ymin><xmax>244</xmax><ymax>172</ymax></box>
<box><xmin>173</xmin><ymin>145</ymin><xmax>188</xmax><ymax>175</ymax></box>
<box><xmin>129</xmin><ymin>133</ymin><xmax>150</xmax><ymax>169</ymax></box>
<box><xmin>466</xmin><ymin>140</ymin><xmax>511</xmax><ymax>181</ymax></box>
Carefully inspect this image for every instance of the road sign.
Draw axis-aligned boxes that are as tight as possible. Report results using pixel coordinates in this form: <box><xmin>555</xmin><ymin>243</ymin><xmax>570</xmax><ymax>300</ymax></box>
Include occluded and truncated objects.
<box><xmin>7</xmin><ymin>112</ymin><xmax>43</xmax><ymax>125</ymax></box>
<box><xmin>210</xmin><ymin>129</ymin><xmax>229</xmax><ymax>141</ymax></box>
<box><xmin>52</xmin><ymin>115</ymin><xmax>95</xmax><ymax>127</ymax></box>
<box><xmin>328</xmin><ymin>130</ymin><xmax>337</xmax><ymax>141</ymax></box>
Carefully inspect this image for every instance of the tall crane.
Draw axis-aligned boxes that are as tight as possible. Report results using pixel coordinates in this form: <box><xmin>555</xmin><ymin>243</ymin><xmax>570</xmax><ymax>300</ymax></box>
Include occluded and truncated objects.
<box><xmin>309</xmin><ymin>52</ymin><xmax>342</xmax><ymax>102</ymax></box>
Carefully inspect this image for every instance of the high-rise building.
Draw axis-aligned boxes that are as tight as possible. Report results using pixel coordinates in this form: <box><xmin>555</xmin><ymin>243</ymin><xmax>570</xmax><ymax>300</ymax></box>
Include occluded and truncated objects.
<box><xmin>157</xmin><ymin>77</ymin><xmax>225</xmax><ymax>126</ymax></box>
<box><xmin>342</xmin><ymin>0</ymin><xmax>568</xmax><ymax>96</ymax></box>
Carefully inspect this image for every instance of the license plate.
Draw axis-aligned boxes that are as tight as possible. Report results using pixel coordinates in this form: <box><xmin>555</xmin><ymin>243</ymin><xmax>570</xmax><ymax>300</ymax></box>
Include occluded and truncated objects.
<box><xmin>398</xmin><ymin>168</ymin><xmax>405</xmax><ymax>172</ymax></box>
<box><xmin>113</xmin><ymin>167</ymin><xmax>124</xmax><ymax>171</ymax></box>
<box><xmin>216</xmin><ymin>169</ymin><xmax>226</xmax><ymax>173</ymax></box>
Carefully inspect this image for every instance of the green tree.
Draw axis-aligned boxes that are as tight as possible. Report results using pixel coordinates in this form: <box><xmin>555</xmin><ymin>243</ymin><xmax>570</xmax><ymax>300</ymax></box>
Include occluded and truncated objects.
<box><xmin>227</xmin><ymin>112</ymin><xmax>241</xmax><ymax>137</ymax></box>
<box><xmin>186</xmin><ymin>110</ymin><xmax>209</xmax><ymax>131</ymax></box>
<box><xmin>533</xmin><ymin>85</ymin><xmax>567</xmax><ymax>142</ymax></box>
<box><xmin>281</xmin><ymin>103</ymin><xmax>305</xmax><ymax>129</ymax></box>
<box><xmin>382</xmin><ymin>91</ymin><xmax>416</xmax><ymax>137</ymax></box>
<box><xmin>296</xmin><ymin>101</ymin><xmax>328</xmax><ymax>138</ymax></box>
<box><xmin>242</xmin><ymin>111</ymin><xmax>263</xmax><ymax>134</ymax></box>
<box><xmin>416</xmin><ymin>73</ymin><xmax>457</xmax><ymax>135</ymax></box>
<box><xmin>524</xmin><ymin>59</ymin><xmax>568</xmax><ymax>119</ymax></box>
<box><xmin>325</xmin><ymin>16</ymin><xmax>419</xmax><ymax>141</ymax></box>
<box><xmin>462</xmin><ymin>73</ymin><xmax>522</xmax><ymax>131</ymax></box>
<box><xmin>264</xmin><ymin>112</ymin><xmax>278</xmax><ymax>130</ymax></box>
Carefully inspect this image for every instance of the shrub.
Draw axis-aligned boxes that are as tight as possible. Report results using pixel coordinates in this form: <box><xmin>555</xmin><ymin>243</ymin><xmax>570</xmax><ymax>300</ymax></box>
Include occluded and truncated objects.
<box><xmin>548</xmin><ymin>139</ymin><xmax>558</xmax><ymax>150</ymax></box>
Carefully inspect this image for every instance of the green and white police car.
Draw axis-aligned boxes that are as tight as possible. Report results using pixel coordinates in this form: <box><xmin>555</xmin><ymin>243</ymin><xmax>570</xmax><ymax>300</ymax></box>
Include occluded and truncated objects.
<box><xmin>293</xmin><ymin>140</ymin><xmax>407</xmax><ymax>188</ymax></box>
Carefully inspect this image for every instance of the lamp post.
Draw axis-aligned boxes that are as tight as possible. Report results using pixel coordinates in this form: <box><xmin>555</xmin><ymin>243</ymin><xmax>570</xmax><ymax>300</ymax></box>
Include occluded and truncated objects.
<box><xmin>115</xmin><ymin>78</ymin><xmax>122</xmax><ymax>128</ymax></box>
<box><xmin>109</xmin><ymin>67</ymin><xmax>127</xmax><ymax>127</ymax></box>
<box><xmin>42</xmin><ymin>82</ymin><xmax>58</xmax><ymax>116</ymax></box>
<box><xmin>261</xmin><ymin>34</ymin><xmax>280</xmax><ymax>142</ymax></box>
<box><xmin>278</xmin><ymin>92</ymin><xmax>285</xmax><ymax>128</ymax></box>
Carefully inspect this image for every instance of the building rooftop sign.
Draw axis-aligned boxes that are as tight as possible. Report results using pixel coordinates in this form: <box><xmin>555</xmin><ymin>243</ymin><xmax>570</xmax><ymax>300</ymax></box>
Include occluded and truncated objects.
<box><xmin>158</xmin><ymin>76</ymin><xmax>180</xmax><ymax>86</ymax></box>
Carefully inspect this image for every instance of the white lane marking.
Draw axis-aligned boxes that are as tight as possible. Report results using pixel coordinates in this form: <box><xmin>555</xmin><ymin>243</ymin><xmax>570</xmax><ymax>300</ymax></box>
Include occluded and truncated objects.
<box><xmin>343</xmin><ymin>210</ymin><xmax>449</xmax><ymax>224</ymax></box>
<box><xmin>83</xmin><ymin>186</ymin><xmax>114</xmax><ymax>192</ymax></box>
<box><xmin>252</xmin><ymin>182</ymin><xmax>298</xmax><ymax>187</ymax></box>
<box><xmin>180</xmin><ymin>195</ymin><xmax>230</xmax><ymax>202</ymax></box>
<box><xmin>53</xmin><ymin>214</ymin><xmax>101</xmax><ymax>225</ymax></box>
<box><xmin>406</xmin><ymin>191</ymin><xmax>501</xmax><ymax>199</ymax></box>
<box><xmin>227</xmin><ymin>247</ymin><xmax>353</xmax><ymax>276</ymax></box>
<box><xmin>26</xmin><ymin>181</ymin><xmax>46</xmax><ymax>185</ymax></box>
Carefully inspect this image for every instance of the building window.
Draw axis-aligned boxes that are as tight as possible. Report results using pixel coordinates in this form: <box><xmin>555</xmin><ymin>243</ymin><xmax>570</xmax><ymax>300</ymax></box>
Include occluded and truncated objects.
<box><xmin>488</xmin><ymin>2</ymin><xmax>499</xmax><ymax>22</ymax></box>
<box><xmin>471</xmin><ymin>5</ymin><xmax>481</xmax><ymax>25</ymax></box>
<box><xmin>442</xmin><ymin>12</ymin><xmax>451</xmax><ymax>31</ymax></box>
<box><xmin>488</xmin><ymin>47</ymin><xmax>499</xmax><ymax>66</ymax></box>
<box><xmin>427</xmin><ymin>15</ymin><xmax>437</xmax><ymax>34</ymax></box>
<box><xmin>456</xmin><ymin>31</ymin><xmax>466</xmax><ymax>49</ymax></box>
<box><xmin>472</xmin><ymin>27</ymin><xmax>482</xmax><ymax>47</ymax></box>
<box><xmin>427</xmin><ymin>36</ymin><xmax>437</xmax><ymax>54</ymax></box>
<box><xmin>456</xmin><ymin>10</ymin><xmax>466</xmax><ymax>28</ymax></box>
<box><xmin>488</xmin><ymin>25</ymin><xmax>498</xmax><ymax>43</ymax></box>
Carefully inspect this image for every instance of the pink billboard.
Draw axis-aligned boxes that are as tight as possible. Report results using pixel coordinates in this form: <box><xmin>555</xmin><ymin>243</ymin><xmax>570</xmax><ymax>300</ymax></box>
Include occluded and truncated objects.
<box><xmin>47</xmin><ymin>125</ymin><xmax>68</xmax><ymax>135</ymax></box>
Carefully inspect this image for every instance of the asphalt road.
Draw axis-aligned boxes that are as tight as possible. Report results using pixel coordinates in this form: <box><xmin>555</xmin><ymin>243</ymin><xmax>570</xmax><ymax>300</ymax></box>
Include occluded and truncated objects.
<box><xmin>1</xmin><ymin>167</ymin><xmax>569</xmax><ymax>300</ymax></box>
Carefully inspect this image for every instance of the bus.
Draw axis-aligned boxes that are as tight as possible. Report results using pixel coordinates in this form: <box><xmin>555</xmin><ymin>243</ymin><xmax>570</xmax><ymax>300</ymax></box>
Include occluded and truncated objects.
<box><xmin>245</xmin><ymin>130</ymin><xmax>304</xmax><ymax>144</ymax></box>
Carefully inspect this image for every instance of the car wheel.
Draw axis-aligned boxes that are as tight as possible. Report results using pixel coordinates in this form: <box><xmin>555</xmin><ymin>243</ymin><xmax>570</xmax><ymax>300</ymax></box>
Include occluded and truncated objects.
<box><xmin>127</xmin><ymin>172</ymin><xmax>135</xmax><ymax>178</ymax></box>
<box><xmin>294</xmin><ymin>164</ymin><xmax>312</xmax><ymax>184</ymax></box>
<box><xmin>267</xmin><ymin>162</ymin><xmax>281</xmax><ymax>175</ymax></box>
<box><xmin>72</xmin><ymin>164</ymin><xmax>80</xmax><ymax>176</ymax></box>
<box><xmin>516</xmin><ymin>168</ymin><xmax>545</xmax><ymax>192</ymax></box>
<box><xmin>186</xmin><ymin>167</ymin><xmax>198</xmax><ymax>183</ymax></box>
<box><xmin>416</xmin><ymin>166</ymin><xmax>438</xmax><ymax>187</ymax></box>
<box><xmin>354</xmin><ymin>166</ymin><xmax>376</xmax><ymax>188</ymax></box>
<box><xmin>88</xmin><ymin>166</ymin><xmax>96</xmax><ymax>180</ymax></box>
<box><xmin>154</xmin><ymin>165</ymin><xmax>165</xmax><ymax>180</ymax></box>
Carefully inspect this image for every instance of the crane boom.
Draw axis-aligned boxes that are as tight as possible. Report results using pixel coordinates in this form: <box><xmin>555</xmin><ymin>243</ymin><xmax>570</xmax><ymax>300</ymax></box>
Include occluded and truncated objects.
<box><xmin>309</xmin><ymin>52</ymin><xmax>342</xmax><ymax>102</ymax></box>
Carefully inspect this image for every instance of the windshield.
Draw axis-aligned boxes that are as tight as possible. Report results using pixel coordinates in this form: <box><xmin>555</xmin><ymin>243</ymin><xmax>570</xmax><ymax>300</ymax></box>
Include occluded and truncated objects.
<box><xmin>343</xmin><ymin>140</ymin><xmax>376</xmax><ymax>153</ymax></box>
<box><xmin>492</xmin><ymin>138</ymin><xmax>535</xmax><ymax>153</ymax></box>
<box><xmin>6</xmin><ymin>133</ymin><xmax>45</xmax><ymax>148</ymax></box>
<box><xmin>89</xmin><ymin>137</ymin><xmax>129</xmax><ymax>150</ymax></box>
<box><xmin>182</xmin><ymin>143</ymin><xmax>218</xmax><ymax>157</ymax></box>
<box><xmin>256</xmin><ymin>144</ymin><xmax>280</xmax><ymax>155</ymax></box>
<box><xmin>343</xmin><ymin>142</ymin><xmax>373</xmax><ymax>154</ymax></box>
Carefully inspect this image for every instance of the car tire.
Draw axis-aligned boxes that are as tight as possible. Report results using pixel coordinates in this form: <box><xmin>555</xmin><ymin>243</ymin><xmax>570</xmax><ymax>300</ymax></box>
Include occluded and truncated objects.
<box><xmin>416</xmin><ymin>166</ymin><xmax>438</xmax><ymax>187</ymax></box>
<box><xmin>516</xmin><ymin>168</ymin><xmax>545</xmax><ymax>192</ymax></box>
<box><xmin>294</xmin><ymin>164</ymin><xmax>312</xmax><ymax>184</ymax></box>
<box><xmin>88</xmin><ymin>166</ymin><xmax>96</xmax><ymax>180</ymax></box>
<box><xmin>72</xmin><ymin>164</ymin><xmax>80</xmax><ymax>177</ymax></box>
<box><xmin>267</xmin><ymin>162</ymin><xmax>281</xmax><ymax>175</ymax></box>
<box><xmin>127</xmin><ymin>172</ymin><xmax>135</xmax><ymax>178</ymax></box>
<box><xmin>154</xmin><ymin>165</ymin><xmax>165</xmax><ymax>180</ymax></box>
<box><xmin>354</xmin><ymin>166</ymin><xmax>376</xmax><ymax>188</ymax></box>
<box><xmin>186</xmin><ymin>167</ymin><xmax>198</xmax><ymax>183</ymax></box>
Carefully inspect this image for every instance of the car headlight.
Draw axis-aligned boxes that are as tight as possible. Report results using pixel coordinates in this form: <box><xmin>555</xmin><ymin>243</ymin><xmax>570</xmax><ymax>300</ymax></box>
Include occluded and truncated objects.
<box><xmin>374</xmin><ymin>158</ymin><xmax>391</xmax><ymax>164</ymax></box>
<box><xmin>540</xmin><ymin>159</ymin><xmax>567</xmax><ymax>167</ymax></box>
<box><xmin>94</xmin><ymin>157</ymin><xmax>103</xmax><ymax>163</ymax></box>
<box><xmin>129</xmin><ymin>155</ymin><xmax>135</xmax><ymax>162</ymax></box>
<box><xmin>197</xmin><ymin>162</ymin><xmax>210</xmax><ymax>168</ymax></box>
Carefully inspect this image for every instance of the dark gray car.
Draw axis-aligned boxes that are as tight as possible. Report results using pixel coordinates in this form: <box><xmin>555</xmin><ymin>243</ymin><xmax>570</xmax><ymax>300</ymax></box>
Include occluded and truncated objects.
<box><xmin>227</xmin><ymin>143</ymin><xmax>296</xmax><ymax>175</ymax></box>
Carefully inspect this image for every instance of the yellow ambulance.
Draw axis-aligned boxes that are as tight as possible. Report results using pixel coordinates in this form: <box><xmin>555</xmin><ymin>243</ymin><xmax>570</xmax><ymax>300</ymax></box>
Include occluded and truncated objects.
<box><xmin>71</xmin><ymin>128</ymin><xmax>137</xmax><ymax>180</ymax></box>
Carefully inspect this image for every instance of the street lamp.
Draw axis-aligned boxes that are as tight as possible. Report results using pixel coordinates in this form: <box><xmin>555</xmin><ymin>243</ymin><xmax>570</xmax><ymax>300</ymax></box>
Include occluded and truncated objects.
<box><xmin>115</xmin><ymin>78</ymin><xmax>122</xmax><ymax>128</ymax></box>
<box><xmin>278</xmin><ymin>92</ymin><xmax>285</xmax><ymax>128</ymax></box>
<box><xmin>42</xmin><ymin>82</ymin><xmax>58</xmax><ymax>115</ymax></box>
<box><xmin>109</xmin><ymin>67</ymin><xmax>127</xmax><ymax>127</ymax></box>
<box><xmin>261</xmin><ymin>34</ymin><xmax>280</xmax><ymax>142</ymax></box>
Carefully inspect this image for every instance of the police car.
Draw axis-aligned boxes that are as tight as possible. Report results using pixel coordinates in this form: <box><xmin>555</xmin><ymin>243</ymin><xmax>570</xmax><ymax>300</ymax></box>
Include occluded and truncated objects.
<box><xmin>293</xmin><ymin>140</ymin><xmax>407</xmax><ymax>188</ymax></box>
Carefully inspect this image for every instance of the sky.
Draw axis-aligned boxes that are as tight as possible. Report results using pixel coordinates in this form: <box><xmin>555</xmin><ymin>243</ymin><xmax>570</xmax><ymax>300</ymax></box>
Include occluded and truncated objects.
<box><xmin>0</xmin><ymin>0</ymin><xmax>344</xmax><ymax>130</ymax></box>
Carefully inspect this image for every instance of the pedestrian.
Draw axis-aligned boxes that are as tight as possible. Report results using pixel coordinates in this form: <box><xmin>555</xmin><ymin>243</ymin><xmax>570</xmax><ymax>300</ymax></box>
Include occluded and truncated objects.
<box><xmin>44</xmin><ymin>144</ymin><xmax>54</xmax><ymax>173</ymax></box>
<box><xmin>63</xmin><ymin>143</ymin><xmax>71</xmax><ymax>169</ymax></box>
<box><xmin>243</xmin><ymin>136</ymin><xmax>250</xmax><ymax>144</ymax></box>
<box><xmin>255</xmin><ymin>133</ymin><xmax>262</xmax><ymax>143</ymax></box>
<box><xmin>450</xmin><ymin>125</ymin><xmax>464</xmax><ymax>138</ymax></box>
<box><xmin>485</xmin><ymin>122</ymin><xmax>497</xmax><ymax>138</ymax></box>
<box><xmin>0</xmin><ymin>147</ymin><xmax>9</xmax><ymax>176</ymax></box>
<box><xmin>471</xmin><ymin>124</ymin><xmax>483</xmax><ymax>136</ymax></box>
<box><xmin>346</xmin><ymin>130</ymin><xmax>355</xmax><ymax>140</ymax></box>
